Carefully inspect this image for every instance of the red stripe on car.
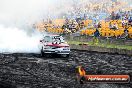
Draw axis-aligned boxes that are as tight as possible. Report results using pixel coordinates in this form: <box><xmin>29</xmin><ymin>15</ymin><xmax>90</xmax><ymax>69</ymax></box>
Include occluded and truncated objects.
<box><xmin>46</xmin><ymin>43</ymin><xmax>69</xmax><ymax>47</ymax></box>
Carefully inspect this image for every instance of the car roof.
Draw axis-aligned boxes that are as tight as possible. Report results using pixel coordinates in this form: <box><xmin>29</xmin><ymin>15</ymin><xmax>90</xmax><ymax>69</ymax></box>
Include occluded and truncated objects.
<box><xmin>51</xmin><ymin>35</ymin><xmax>59</xmax><ymax>36</ymax></box>
<box><xmin>45</xmin><ymin>35</ymin><xmax>60</xmax><ymax>37</ymax></box>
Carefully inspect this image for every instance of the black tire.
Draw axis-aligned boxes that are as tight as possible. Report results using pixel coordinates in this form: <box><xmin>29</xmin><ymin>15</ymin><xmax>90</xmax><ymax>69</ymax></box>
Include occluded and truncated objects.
<box><xmin>45</xmin><ymin>53</ymin><xmax>52</xmax><ymax>57</ymax></box>
<box><xmin>66</xmin><ymin>54</ymin><xmax>70</xmax><ymax>58</ymax></box>
<box><xmin>41</xmin><ymin>48</ymin><xmax>44</xmax><ymax>57</ymax></box>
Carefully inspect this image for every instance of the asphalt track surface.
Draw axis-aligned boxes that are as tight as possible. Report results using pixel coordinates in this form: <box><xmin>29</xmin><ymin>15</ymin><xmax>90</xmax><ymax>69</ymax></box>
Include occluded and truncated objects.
<box><xmin>0</xmin><ymin>50</ymin><xmax>132</xmax><ymax>88</ymax></box>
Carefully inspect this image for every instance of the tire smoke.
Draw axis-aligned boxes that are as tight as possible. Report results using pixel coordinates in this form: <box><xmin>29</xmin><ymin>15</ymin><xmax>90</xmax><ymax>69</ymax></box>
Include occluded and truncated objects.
<box><xmin>0</xmin><ymin>0</ymin><xmax>75</xmax><ymax>53</ymax></box>
<box><xmin>0</xmin><ymin>25</ymin><xmax>43</xmax><ymax>53</ymax></box>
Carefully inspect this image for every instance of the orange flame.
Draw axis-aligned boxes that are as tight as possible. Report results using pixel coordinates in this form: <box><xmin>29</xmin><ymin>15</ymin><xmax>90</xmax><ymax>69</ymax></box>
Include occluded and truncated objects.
<box><xmin>78</xmin><ymin>66</ymin><xmax>86</xmax><ymax>76</ymax></box>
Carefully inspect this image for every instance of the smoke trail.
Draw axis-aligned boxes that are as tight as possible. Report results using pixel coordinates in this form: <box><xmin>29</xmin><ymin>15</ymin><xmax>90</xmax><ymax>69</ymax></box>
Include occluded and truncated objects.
<box><xmin>0</xmin><ymin>0</ymin><xmax>58</xmax><ymax>53</ymax></box>
<box><xmin>0</xmin><ymin>25</ymin><xmax>43</xmax><ymax>53</ymax></box>
<box><xmin>0</xmin><ymin>0</ymin><xmax>76</xmax><ymax>27</ymax></box>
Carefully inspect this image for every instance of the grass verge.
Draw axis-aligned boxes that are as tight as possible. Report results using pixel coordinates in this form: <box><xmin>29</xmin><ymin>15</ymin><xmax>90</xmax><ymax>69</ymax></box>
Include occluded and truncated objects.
<box><xmin>67</xmin><ymin>40</ymin><xmax>132</xmax><ymax>50</ymax></box>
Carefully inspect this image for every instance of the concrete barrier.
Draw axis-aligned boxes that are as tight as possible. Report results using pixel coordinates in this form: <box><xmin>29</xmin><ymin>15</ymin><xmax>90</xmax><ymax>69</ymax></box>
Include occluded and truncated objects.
<box><xmin>70</xmin><ymin>44</ymin><xmax>132</xmax><ymax>56</ymax></box>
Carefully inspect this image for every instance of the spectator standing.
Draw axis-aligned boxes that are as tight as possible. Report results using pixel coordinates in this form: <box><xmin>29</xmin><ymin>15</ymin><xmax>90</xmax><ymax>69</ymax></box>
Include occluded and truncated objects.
<box><xmin>93</xmin><ymin>28</ymin><xmax>100</xmax><ymax>45</ymax></box>
<box><xmin>122</xmin><ymin>19</ymin><xmax>127</xmax><ymax>28</ymax></box>
<box><xmin>115</xmin><ymin>13</ymin><xmax>121</xmax><ymax>20</ymax></box>
<box><xmin>109</xmin><ymin>22</ymin><xmax>112</xmax><ymax>29</ymax></box>
<box><xmin>111</xmin><ymin>11</ymin><xmax>115</xmax><ymax>20</ymax></box>
<box><xmin>112</xmin><ymin>23</ymin><xmax>118</xmax><ymax>30</ymax></box>
<box><xmin>128</xmin><ymin>17</ymin><xmax>132</xmax><ymax>26</ymax></box>
<box><xmin>97</xmin><ymin>22</ymin><xmax>101</xmax><ymax>28</ymax></box>
<box><xmin>121</xmin><ymin>26</ymin><xmax>129</xmax><ymax>39</ymax></box>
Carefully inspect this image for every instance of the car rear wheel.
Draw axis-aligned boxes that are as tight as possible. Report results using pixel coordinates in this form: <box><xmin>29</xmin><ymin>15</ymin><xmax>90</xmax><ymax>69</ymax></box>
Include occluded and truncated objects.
<box><xmin>41</xmin><ymin>48</ymin><xmax>44</xmax><ymax>57</ymax></box>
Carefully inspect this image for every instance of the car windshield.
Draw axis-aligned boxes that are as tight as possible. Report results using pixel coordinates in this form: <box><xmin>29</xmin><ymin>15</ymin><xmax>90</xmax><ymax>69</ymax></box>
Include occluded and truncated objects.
<box><xmin>44</xmin><ymin>36</ymin><xmax>52</xmax><ymax>42</ymax></box>
<box><xmin>44</xmin><ymin>36</ymin><xmax>65</xmax><ymax>43</ymax></box>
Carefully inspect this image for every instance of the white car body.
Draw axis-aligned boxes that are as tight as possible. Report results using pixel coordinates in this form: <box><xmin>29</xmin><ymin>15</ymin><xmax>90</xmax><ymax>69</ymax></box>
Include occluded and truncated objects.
<box><xmin>39</xmin><ymin>35</ymin><xmax>70</xmax><ymax>57</ymax></box>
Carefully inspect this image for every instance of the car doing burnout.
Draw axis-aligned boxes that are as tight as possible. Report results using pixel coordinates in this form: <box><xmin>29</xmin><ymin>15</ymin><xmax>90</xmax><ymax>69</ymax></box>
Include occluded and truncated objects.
<box><xmin>39</xmin><ymin>35</ymin><xmax>70</xmax><ymax>57</ymax></box>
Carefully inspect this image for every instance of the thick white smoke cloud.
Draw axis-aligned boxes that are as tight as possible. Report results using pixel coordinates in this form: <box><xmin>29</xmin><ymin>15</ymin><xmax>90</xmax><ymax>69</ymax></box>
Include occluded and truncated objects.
<box><xmin>0</xmin><ymin>0</ymin><xmax>74</xmax><ymax>53</ymax></box>
<box><xmin>0</xmin><ymin>0</ymin><xmax>47</xmax><ymax>53</ymax></box>
<box><xmin>0</xmin><ymin>0</ymin><xmax>75</xmax><ymax>27</ymax></box>
<box><xmin>0</xmin><ymin>24</ymin><xmax>43</xmax><ymax>53</ymax></box>
<box><xmin>0</xmin><ymin>0</ymin><xmax>52</xmax><ymax>27</ymax></box>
